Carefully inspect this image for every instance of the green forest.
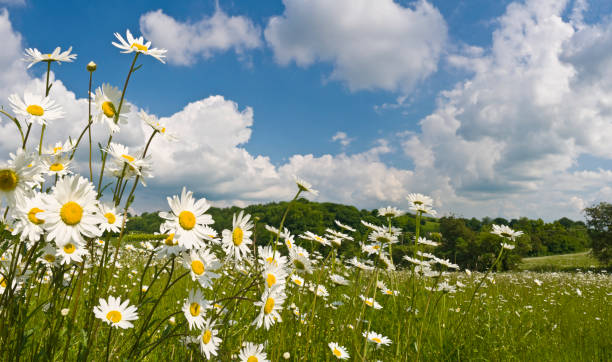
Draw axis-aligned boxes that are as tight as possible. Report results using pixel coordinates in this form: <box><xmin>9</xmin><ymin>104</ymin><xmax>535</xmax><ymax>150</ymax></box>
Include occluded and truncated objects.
<box><xmin>125</xmin><ymin>198</ymin><xmax>591</xmax><ymax>271</ymax></box>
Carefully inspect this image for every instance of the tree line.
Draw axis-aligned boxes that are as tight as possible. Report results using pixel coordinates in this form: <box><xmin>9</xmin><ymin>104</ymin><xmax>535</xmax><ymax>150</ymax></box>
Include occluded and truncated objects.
<box><xmin>125</xmin><ymin>198</ymin><xmax>599</xmax><ymax>270</ymax></box>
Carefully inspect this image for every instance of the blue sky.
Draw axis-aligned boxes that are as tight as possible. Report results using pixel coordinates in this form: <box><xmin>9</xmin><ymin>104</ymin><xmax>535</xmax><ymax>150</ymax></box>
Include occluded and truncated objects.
<box><xmin>2</xmin><ymin>0</ymin><xmax>612</xmax><ymax>221</ymax></box>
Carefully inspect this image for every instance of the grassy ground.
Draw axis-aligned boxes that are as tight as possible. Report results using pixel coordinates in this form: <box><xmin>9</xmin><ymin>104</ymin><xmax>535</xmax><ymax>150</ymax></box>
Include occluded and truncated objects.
<box><xmin>519</xmin><ymin>250</ymin><xmax>606</xmax><ymax>272</ymax></box>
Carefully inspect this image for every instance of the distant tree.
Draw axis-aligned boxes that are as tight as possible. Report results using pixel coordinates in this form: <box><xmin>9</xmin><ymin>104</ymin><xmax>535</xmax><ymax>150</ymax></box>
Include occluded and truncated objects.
<box><xmin>584</xmin><ymin>202</ymin><xmax>612</xmax><ymax>265</ymax></box>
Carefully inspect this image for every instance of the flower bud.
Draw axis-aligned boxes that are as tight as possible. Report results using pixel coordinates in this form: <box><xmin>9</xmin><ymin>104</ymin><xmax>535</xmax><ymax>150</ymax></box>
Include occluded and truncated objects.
<box><xmin>86</xmin><ymin>61</ymin><xmax>97</xmax><ymax>72</ymax></box>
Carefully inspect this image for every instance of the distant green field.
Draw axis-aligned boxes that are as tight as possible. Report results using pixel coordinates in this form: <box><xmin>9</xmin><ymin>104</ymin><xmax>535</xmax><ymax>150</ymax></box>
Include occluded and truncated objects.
<box><xmin>520</xmin><ymin>251</ymin><xmax>605</xmax><ymax>271</ymax></box>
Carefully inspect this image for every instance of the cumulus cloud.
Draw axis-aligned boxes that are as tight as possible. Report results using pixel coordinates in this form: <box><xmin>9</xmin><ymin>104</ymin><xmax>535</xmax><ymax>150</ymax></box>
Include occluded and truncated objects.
<box><xmin>264</xmin><ymin>0</ymin><xmax>447</xmax><ymax>93</ymax></box>
<box><xmin>401</xmin><ymin>0</ymin><xmax>612</xmax><ymax>219</ymax></box>
<box><xmin>139</xmin><ymin>8</ymin><xmax>262</xmax><ymax>66</ymax></box>
<box><xmin>331</xmin><ymin>131</ymin><xmax>353</xmax><ymax>147</ymax></box>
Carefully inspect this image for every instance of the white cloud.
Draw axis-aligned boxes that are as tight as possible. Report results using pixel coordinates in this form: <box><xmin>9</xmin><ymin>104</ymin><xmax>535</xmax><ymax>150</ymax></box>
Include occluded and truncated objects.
<box><xmin>331</xmin><ymin>131</ymin><xmax>353</xmax><ymax>147</ymax></box>
<box><xmin>400</xmin><ymin>0</ymin><xmax>612</xmax><ymax>219</ymax></box>
<box><xmin>264</xmin><ymin>0</ymin><xmax>447</xmax><ymax>93</ymax></box>
<box><xmin>139</xmin><ymin>8</ymin><xmax>262</xmax><ymax>66</ymax></box>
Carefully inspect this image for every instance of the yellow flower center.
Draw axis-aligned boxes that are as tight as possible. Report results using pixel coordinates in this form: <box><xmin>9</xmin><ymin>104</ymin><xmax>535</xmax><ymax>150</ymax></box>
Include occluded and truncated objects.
<box><xmin>164</xmin><ymin>233</ymin><xmax>177</xmax><ymax>246</ymax></box>
<box><xmin>121</xmin><ymin>154</ymin><xmax>135</xmax><ymax>163</ymax></box>
<box><xmin>26</xmin><ymin>104</ymin><xmax>44</xmax><ymax>116</ymax></box>
<box><xmin>104</xmin><ymin>212</ymin><xmax>116</xmax><ymax>224</ymax></box>
<box><xmin>27</xmin><ymin>207</ymin><xmax>45</xmax><ymax>225</ymax></box>
<box><xmin>191</xmin><ymin>260</ymin><xmax>205</xmax><ymax>275</ymax></box>
<box><xmin>372</xmin><ymin>337</ymin><xmax>381</xmax><ymax>344</ymax></box>
<box><xmin>247</xmin><ymin>357</ymin><xmax>258</xmax><ymax>362</ymax></box>
<box><xmin>160</xmin><ymin>127</ymin><xmax>166</xmax><ymax>133</ymax></box>
<box><xmin>333</xmin><ymin>348</ymin><xmax>342</xmax><ymax>357</ymax></box>
<box><xmin>0</xmin><ymin>169</ymin><xmax>18</xmax><ymax>192</ymax></box>
<box><xmin>106</xmin><ymin>310</ymin><xmax>122</xmax><ymax>324</ymax></box>
<box><xmin>293</xmin><ymin>278</ymin><xmax>302</xmax><ymax>286</ymax></box>
<box><xmin>0</xmin><ymin>277</ymin><xmax>7</xmax><ymax>288</ymax></box>
<box><xmin>232</xmin><ymin>227</ymin><xmax>243</xmax><ymax>246</ymax></box>
<box><xmin>131</xmin><ymin>43</ymin><xmax>148</xmax><ymax>52</ymax></box>
<box><xmin>179</xmin><ymin>211</ymin><xmax>196</xmax><ymax>230</ymax></box>
<box><xmin>189</xmin><ymin>302</ymin><xmax>201</xmax><ymax>317</ymax></box>
<box><xmin>44</xmin><ymin>254</ymin><xmax>56</xmax><ymax>263</ymax></box>
<box><xmin>60</xmin><ymin>202</ymin><xmax>83</xmax><ymax>225</ymax></box>
<box><xmin>264</xmin><ymin>297</ymin><xmax>275</xmax><ymax>314</ymax></box>
<box><xmin>365</xmin><ymin>300</ymin><xmax>373</xmax><ymax>307</ymax></box>
<box><xmin>63</xmin><ymin>243</ymin><xmax>76</xmax><ymax>254</ymax></box>
<box><xmin>53</xmin><ymin>146</ymin><xmax>62</xmax><ymax>154</ymax></box>
<box><xmin>202</xmin><ymin>329</ymin><xmax>212</xmax><ymax>344</ymax></box>
<box><xmin>102</xmin><ymin>101</ymin><xmax>116</xmax><ymax>118</ymax></box>
<box><xmin>50</xmin><ymin>163</ymin><xmax>64</xmax><ymax>172</ymax></box>
<box><xmin>266</xmin><ymin>273</ymin><xmax>276</xmax><ymax>288</ymax></box>
<box><xmin>266</xmin><ymin>256</ymin><xmax>277</xmax><ymax>266</ymax></box>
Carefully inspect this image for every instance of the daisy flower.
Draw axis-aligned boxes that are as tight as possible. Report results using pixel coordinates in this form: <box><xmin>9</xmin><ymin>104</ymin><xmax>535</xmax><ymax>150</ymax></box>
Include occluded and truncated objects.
<box><xmin>377</xmin><ymin>206</ymin><xmax>403</xmax><ymax>218</ymax></box>
<box><xmin>37</xmin><ymin>244</ymin><xmax>58</xmax><ymax>267</ymax></box>
<box><xmin>98</xmin><ymin>203</ymin><xmax>124</xmax><ymax>233</ymax></box>
<box><xmin>112</xmin><ymin>29</ymin><xmax>167</xmax><ymax>63</ymax></box>
<box><xmin>238</xmin><ymin>342</ymin><xmax>269</xmax><ymax>362</ymax></box>
<box><xmin>105</xmin><ymin>142</ymin><xmax>147</xmax><ymax>177</ymax></box>
<box><xmin>156</xmin><ymin>230</ymin><xmax>184</xmax><ymax>257</ymax></box>
<box><xmin>289</xmin><ymin>246</ymin><xmax>313</xmax><ymax>274</ymax></box>
<box><xmin>56</xmin><ymin>241</ymin><xmax>88</xmax><ymax>265</ymax></box>
<box><xmin>312</xmin><ymin>284</ymin><xmax>329</xmax><ymax>298</ymax></box>
<box><xmin>221</xmin><ymin>210</ymin><xmax>253</xmax><ymax>261</ymax></box>
<box><xmin>330</xmin><ymin>274</ymin><xmax>349</xmax><ymax>286</ymax></box>
<box><xmin>94</xmin><ymin>296</ymin><xmax>138</xmax><ymax>329</ymax></box>
<box><xmin>360</xmin><ymin>220</ymin><xmax>384</xmax><ymax>233</ymax></box>
<box><xmin>198</xmin><ymin>319</ymin><xmax>221</xmax><ymax>360</ymax></box>
<box><xmin>0</xmin><ymin>149</ymin><xmax>41</xmax><ymax>208</ymax></box>
<box><xmin>41</xmin><ymin>154</ymin><xmax>72</xmax><ymax>177</ymax></box>
<box><xmin>360</xmin><ymin>295</ymin><xmax>383</xmax><ymax>309</ymax></box>
<box><xmin>363</xmin><ymin>331</ymin><xmax>392</xmax><ymax>346</ymax></box>
<box><xmin>406</xmin><ymin>193</ymin><xmax>433</xmax><ymax>208</ymax></box>
<box><xmin>40</xmin><ymin>175</ymin><xmax>102</xmax><ymax>246</ymax></box>
<box><xmin>93</xmin><ymin>84</ymin><xmax>130</xmax><ymax>133</ymax></box>
<box><xmin>182</xmin><ymin>288</ymin><xmax>209</xmax><ymax>330</ymax></box>
<box><xmin>11</xmin><ymin>192</ymin><xmax>47</xmax><ymax>244</ymax></box>
<box><xmin>290</xmin><ymin>274</ymin><xmax>304</xmax><ymax>287</ymax></box>
<box><xmin>159</xmin><ymin>187</ymin><xmax>214</xmax><ymax>250</ymax></box>
<box><xmin>9</xmin><ymin>93</ymin><xmax>64</xmax><ymax>126</ymax></box>
<box><xmin>501</xmin><ymin>242</ymin><xmax>515</xmax><ymax>250</ymax></box>
<box><xmin>262</xmin><ymin>263</ymin><xmax>287</xmax><ymax>290</ymax></box>
<box><xmin>293</xmin><ymin>175</ymin><xmax>318</xmax><ymax>196</ymax></box>
<box><xmin>182</xmin><ymin>249</ymin><xmax>221</xmax><ymax>289</ymax></box>
<box><xmin>417</xmin><ymin>237</ymin><xmax>439</xmax><ymax>247</ymax></box>
<box><xmin>40</xmin><ymin>140</ymin><xmax>75</xmax><ymax>156</ymax></box>
<box><xmin>326</xmin><ymin>228</ymin><xmax>353</xmax><ymax>241</ymax></box>
<box><xmin>411</xmin><ymin>203</ymin><xmax>437</xmax><ymax>216</ymax></box>
<box><xmin>23</xmin><ymin>46</ymin><xmax>76</xmax><ymax>68</ymax></box>
<box><xmin>253</xmin><ymin>286</ymin><xmax>286</xmax><ymax>330</ymax></box>
<box><xmin>334</xmin><ymin>219</ymin><xmax>356</xmax><ymax>232</ymax></box>
<box><xmin>491</xmin><ymin>224</ymin><xmax>523</xmax><ymax>241</ymax></box>
<box><xmin>258</xmin><ymin>245</ymin><xmax>288</xmax><ymax>269</ymax></box>
<box><xmin>328</xmin><ymin>342</ymin><xmax>350</xmax><ymax>360</ymax></box>
<box><xmin>139</xmin><ymin>110</ymin><xmax>177</xmax><ymax>141</ymax></box>
<box><xmin>301</xmin><ymin>231</ymin><xmax>330</xmax><ymax>247</ymax></box>
<box><xmin>369</xmin><ymin>230</ymin><xmax>398</xmax><ymax>245</ymax></box>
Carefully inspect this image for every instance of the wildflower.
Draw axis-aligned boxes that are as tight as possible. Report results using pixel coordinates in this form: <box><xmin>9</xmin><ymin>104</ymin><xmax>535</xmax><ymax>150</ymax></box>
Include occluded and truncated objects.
<box><xmin>406</xmin><ymin>193</ymin><xmax>433</xmax><ymax>208</ymax></box>
<box><xmin>9</xmin><ymin>93</ymin><xmax>64</xmax><ymax>126</ymax></box>
<box><xmin>253</xmin><ymin>286</ymin><xmax>286</xmax><ymax>329</ymax></box>
<box><xmin>93</xmin><ymin>84</ymin><xmax>130</xmax><ymax>133</ymax></box>
<box><xmin>301</xmin><ymin>231</ymin><xmax>330</xmax><ymax>246</ymax></box>
<box><xmin>221</xmin><ymin>210</ymin><xmax>253</xmax><ymax>261</ymax></box>
<box><xmin>112</xmin><ymin>29</ymin><xmax>167</xmax><ymax>63</ymax></box>
<box><xmin>106</xmin><ymin>143</ymin><xmax>152</xmax><ymax>181</ymax></box>
<box><xmin>289</xmin><ymin>246</ymin><xmax>313</xmax><ymax>274</ymax></box>
<box><xmin>363</xmin><ymin>331</ymin><xmax>392</xmax><ymax>346</ymax></box>
<box><xmin>40</xmin><ymin>175</ymin><xmax>102</xmax><ymax>246</ymax></box>
<box><xmin>56</xmin><ymin>241</ymin><xmax>88</xmax><ymax>265</ymax></box>
<box><xmin>87</xmin><ymin>61</ymin><xmax>97</xmax><ymax>71</ymax></box>
<box><xmin>40</xmin><ymin>140</ymin><xmax>75</xmax><ymax>156</ymax></box>
<box><xmin>377</xmin><ymin>206</ymin><xmax>403</xmax><ymax>218</ymax></box>
<box><xmin>98</xmin><ymin>203</ymin><xmax>124</xmax><ymax>233</ymax></box>
<box><xmin>11</xmin><ymin>192</ymin><xmax>46</xmax><ymax>244</ymax></box>
<box><xmin>360</xmin><ymin>295</ymin><xmax>382</xmax><ymax>309</ymax></box>
<box><xmin>312</xmin><ymin>284</ymin><xmax>329</xmax><ymax>298</ymax></box>
<box><xmin>198</xmin><ymin>319</ymin><xmax>221</xmax><ymax>360</ymax></box>
<box><xmin>23</xmin><ymin>46</ymin><xmax>76</xmax><ymax>68</ymax></box>
<box><xmin>328</xmin><ymin>342</ymin><xmax>350</xmax><ymax>359</ymax></box>
<box><xmin>159</xmin><ymin>187</ymin><xmax>214</xmax><ymax>250</ymax></box>
<box><xmin>182</xmin><ymin>288</ymin><xmax>209</xmax><ymax>330</ymax></box>
<box><xmin>262</xmin><ymin>263</ymin><xmax>287</xmax><ymax>290</ymax></box>
<box><xmin>290</xmin><ymin>274</ymin><xmax>304</xmax><ymax>287</ymax></box>
<box><xmin>139</xmin><ymin>110</ymin><xmax>177</xmax><ymax>141</ymax></box>
<box><xmin>238</xmin><ymin>342</ymin><xmax>269</xmax><ymax>362</ymax></box>
<box><xmin>330</xmin><ymin>274</ymin><xmax>349</xmax><ymax>286</ymax></box>
<box><xmin>182</xmin><ymin>249</ymin><xmax>221</xmax><ymax>289</ymax></box>
<box><xmin>94</xmin><ymin>296</ymin><xmax>138</xmax><ymax>329</ymax></box>
<box><xmin>501</xmin><ymin>242</ymin><xmax>515</xmax><ymax>250</ymax></box>
<box><xmin>293</xmin><ymin>175</ymin><xmax>318</xmax><ymax>195</ymax></box>
<box><xmin>491</xmin><ymin>224</ymin><xmax>523</xmax><ymax>241</ymax></box>
<box><xmin>417</xmin><ymin>237</ymin><xmax>439</xmax><ymax>247</ymax></box>
<box><xmin>258</xmin><ymin>245</ymin><xmax>288</xmax><ymax>269</ymax></box>
<box><xmin>334</xmin><ymin>219</ymin><xmax>356</xmax><ymax>232</ymax></box>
